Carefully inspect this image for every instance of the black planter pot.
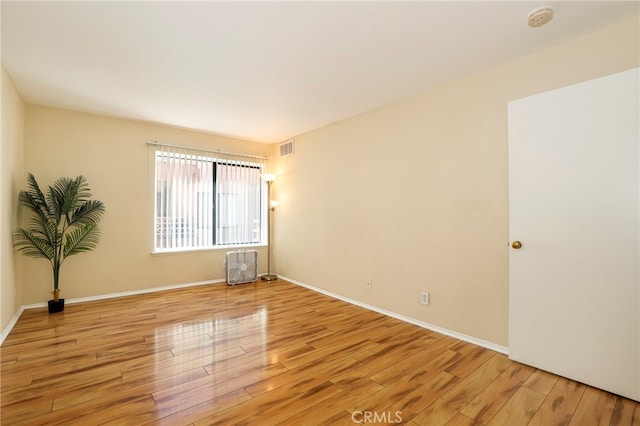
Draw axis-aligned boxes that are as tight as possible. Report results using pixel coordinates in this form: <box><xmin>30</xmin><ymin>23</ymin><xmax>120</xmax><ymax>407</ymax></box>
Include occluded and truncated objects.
<box><xmin>48</xmin><ymin>298</ymin><xmax>65</xmax><ymax>313</ymax></box>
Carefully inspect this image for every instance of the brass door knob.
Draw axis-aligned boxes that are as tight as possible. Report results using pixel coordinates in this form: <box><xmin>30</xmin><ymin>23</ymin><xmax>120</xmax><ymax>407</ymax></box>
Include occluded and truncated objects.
<box><xmin>511</xmin><ymin>241</ymin><xmax>522</xmax><ymax>249</ymax></box>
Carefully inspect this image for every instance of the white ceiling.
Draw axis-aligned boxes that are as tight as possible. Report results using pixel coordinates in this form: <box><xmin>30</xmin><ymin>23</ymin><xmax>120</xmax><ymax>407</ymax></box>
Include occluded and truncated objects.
<box><xmin>2</xmin><ymin>1</ymin><xmax>638</xmax><ymax>143</ymax></box>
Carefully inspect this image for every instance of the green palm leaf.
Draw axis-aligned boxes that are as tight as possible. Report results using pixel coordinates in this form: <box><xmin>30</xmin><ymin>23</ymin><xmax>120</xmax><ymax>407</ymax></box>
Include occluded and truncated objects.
<box><xmin>13</xmin><ymin>229</ymin><xmax>55</xmax><ymax>260</ymax></box>
<box><xmin>19</xmin><ymin>174</ymin><xmax>50</xmax><ymax>218</ymax></box>
<box><xmin>69</xmin><ymin>199</ymin><xmax>106</xmax><ymax>227</ymax></box>
<box><xmin>63</xmin><ymin>223</ymin><xmax>101</xmax><ymax>257</ymax></box>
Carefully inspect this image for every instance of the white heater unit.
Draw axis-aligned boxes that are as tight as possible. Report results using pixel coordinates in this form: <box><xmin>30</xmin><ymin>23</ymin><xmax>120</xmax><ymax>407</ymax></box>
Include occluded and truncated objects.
<box><xmin>225</xmin><ymin>250</ymin><xmax>258</xmax><ymax>285</ymax></box>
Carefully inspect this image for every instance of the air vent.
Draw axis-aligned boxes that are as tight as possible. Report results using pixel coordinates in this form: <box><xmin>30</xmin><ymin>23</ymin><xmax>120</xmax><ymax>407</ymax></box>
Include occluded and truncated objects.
<box><xmin>279</xmin><ymin>139</ymin><xmax>295</xmax><ymax>157</ymax></box>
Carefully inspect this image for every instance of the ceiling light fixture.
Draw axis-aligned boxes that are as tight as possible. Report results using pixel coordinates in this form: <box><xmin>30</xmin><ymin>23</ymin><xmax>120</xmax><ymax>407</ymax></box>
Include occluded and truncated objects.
<box><xmin>528</xmin><ymin>6</ymin><xmax>554</xmax><ymax>28</ymax></box>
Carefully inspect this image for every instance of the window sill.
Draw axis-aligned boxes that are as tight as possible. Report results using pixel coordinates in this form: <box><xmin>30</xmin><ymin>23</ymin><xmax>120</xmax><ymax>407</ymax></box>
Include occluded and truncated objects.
<box><xmin>151</xmin><ymin>243</ymin><xmax>267</xmax><ymax>256</ymax></box>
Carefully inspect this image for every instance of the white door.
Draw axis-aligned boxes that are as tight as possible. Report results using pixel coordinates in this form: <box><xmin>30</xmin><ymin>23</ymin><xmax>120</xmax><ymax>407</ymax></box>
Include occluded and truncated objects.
<box><xmin>508</xmin><ymin>68</ymin><xmax>639</xmax><ymax>401</ymax></box>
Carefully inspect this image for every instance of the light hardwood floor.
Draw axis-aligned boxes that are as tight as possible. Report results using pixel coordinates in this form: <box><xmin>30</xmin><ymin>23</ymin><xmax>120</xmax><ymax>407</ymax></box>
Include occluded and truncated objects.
<box><xmin>1</xmin><ymin>279</ymin><xmax>639</xmax><ymax>425</ymax></box>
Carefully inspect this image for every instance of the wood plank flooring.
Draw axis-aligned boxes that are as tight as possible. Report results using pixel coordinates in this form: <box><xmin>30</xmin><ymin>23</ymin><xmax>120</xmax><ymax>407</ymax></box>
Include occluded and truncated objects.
<box><xmin>1</xmin><ymin>279</ymin><xmax>638</xmax><ymax>425</ymax></box>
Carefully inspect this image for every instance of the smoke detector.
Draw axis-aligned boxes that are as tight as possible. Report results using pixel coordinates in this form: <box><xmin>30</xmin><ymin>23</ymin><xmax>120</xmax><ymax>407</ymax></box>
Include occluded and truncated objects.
<box><xmin>528</xmin><ymin>6</ymin><xmax>554</xmax><ymax>28</ymax></box>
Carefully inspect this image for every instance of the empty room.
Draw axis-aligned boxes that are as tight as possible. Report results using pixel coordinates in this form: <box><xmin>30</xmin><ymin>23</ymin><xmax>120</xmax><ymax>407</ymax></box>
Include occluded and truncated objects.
<box><xmin>1</xmin><ymin>1</ymin><xmax>639</xmax><ymax>425</ymax></box>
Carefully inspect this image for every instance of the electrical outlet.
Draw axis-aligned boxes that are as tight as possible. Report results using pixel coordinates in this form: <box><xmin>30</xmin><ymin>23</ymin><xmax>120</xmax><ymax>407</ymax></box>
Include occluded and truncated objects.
<box><xmin>365</xmin><ymin>279</ymin><xmax>372</xmax><ymax>290</ymax></box>
<box><xmin>421</xmin><ymin>291</ymin><xmax>429</xmax><ymax>305</ymax></box>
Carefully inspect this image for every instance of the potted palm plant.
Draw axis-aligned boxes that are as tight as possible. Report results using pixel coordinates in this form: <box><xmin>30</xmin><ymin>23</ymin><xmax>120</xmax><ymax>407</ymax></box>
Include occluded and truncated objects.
<box><xmin>13</xmin><ymin>173</ymin><xmax>106</xmax><ymax>313</ymax></box>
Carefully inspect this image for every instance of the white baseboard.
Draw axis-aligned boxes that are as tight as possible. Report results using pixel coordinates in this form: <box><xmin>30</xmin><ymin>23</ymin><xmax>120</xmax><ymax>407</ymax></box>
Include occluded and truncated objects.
<box><xmin>21</xmin><ymin>278</ymin><xmax>228</xmax><ymax>310</ymax></box>
<box><xmin>279</xmin><ymin>275</ymin><xmax>508</xmax><ymax>355</ymax></box>
<box><xmin>0</xmin><ymin>306</ymin><xmax>24</xmax><ymax>346</ymax></box>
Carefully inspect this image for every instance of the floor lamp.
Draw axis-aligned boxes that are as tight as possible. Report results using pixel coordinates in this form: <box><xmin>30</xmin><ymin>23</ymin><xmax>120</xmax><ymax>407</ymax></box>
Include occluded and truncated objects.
<box><xmin>261</xmin><ymin>173</ymin><xmax>277</xmax><ymax>281</ymax></box>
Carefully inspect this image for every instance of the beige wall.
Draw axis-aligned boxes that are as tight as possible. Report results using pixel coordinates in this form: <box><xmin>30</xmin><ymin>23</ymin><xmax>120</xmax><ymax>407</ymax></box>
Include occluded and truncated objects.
<box><xmin>272</xmin><ymin>17</ymin><xmax>640</xmax><ymax>347</ymax></box>
<box><xmin>22</xmin><ymin>106</ymin><xmax>271</xmax><ymax>304</ymax></box>
<box><xmin>1</xmin><ymin>67</ymin><xmax>25</xmax><ymax>332</ymax></box>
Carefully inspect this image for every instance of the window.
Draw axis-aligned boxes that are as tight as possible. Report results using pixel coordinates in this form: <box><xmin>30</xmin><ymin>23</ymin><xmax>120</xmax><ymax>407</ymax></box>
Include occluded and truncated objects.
<box><xmin>153</xmin><ymin>149</ymin><xmax>266</xmax><ymax>252</ymax></box>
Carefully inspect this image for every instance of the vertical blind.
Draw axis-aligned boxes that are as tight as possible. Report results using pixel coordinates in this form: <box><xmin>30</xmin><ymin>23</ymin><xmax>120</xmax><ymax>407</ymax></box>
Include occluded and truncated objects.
<box><xmin>150</xmin><ymin>142</ymin><xmax>268</xmax><ymax>252</ymax></box>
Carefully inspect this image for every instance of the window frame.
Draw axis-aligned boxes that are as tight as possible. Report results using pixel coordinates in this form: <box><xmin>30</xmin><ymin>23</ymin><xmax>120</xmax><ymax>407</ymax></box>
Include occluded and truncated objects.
<box><xmin>152</xmin><ymin>150</ymin><xmax>268</xmax><ymax>254</ymax></box>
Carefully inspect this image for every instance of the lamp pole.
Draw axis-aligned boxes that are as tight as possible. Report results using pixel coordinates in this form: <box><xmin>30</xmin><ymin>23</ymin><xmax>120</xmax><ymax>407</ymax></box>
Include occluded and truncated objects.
<box><xmin>261</xmin><ymin>178</ymin><xmax>277</xmax><ymax>281</ymax></box>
